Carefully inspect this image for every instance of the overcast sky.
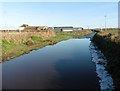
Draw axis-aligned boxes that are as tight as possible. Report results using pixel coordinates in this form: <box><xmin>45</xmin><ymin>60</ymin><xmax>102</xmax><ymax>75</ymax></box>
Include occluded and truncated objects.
<box><xmin>0</xmin><ymin>2</ymin><xmax>118</xmax><ymax>29</ymax></box>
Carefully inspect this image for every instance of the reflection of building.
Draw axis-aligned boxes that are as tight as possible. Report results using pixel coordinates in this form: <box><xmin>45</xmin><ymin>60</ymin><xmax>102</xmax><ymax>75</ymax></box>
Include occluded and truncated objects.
<box><xmin>53</xmin><ymin>26</ymin><xmax>83</xmax><ymax>32</ymax></box>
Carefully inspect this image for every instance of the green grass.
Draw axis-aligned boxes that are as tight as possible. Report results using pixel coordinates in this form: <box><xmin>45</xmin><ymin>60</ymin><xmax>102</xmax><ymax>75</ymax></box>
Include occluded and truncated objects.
<box><xmin>2</xmin><ymin>40</ymin><xmax>16</xmax><ymax>54</ymax></box>
<box><xmin>1</xmin><ymin>31</ymin><xmax>91</xmax><ymax>62</ymax></box>
<box><xmin>2</xmin><ymin>40</ymin><xmax>16</xmax><ymax>46</ymax></box>
<box><xmin>31</xmin><ymin>36</ymin><xmax>43</xmax><ymax>41</ymax></box>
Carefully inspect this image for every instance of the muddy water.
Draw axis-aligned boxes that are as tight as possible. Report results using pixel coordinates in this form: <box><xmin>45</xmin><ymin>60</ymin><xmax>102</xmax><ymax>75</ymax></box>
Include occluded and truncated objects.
<box><xmin>2</xmin><ymin>35</ymin><xmax>100</xmax><ymax>90</ymax></box>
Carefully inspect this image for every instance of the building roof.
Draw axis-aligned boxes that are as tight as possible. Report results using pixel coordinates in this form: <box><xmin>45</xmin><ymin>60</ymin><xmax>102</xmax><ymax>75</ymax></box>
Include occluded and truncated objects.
<box><xmin>23</xmin><ymin>26</ymin><xmax>48</xmax><ymax>31</ymax></box>
<box><xmin>20</xmin><ymin>24</ymin><xmax>29</xmax><ymax>27</ymax></box>
<box><xmin>54</xmin><ymin>26</ymin><xmax>73</xmax><ymax>29</ymax></box>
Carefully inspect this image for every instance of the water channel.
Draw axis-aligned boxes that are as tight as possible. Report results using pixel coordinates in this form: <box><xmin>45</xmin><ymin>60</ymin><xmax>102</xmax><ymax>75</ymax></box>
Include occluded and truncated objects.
<box><xmin>2</xmin><ymin>33</ymin><xmax>113</xmax><ymax>90</ymax></box>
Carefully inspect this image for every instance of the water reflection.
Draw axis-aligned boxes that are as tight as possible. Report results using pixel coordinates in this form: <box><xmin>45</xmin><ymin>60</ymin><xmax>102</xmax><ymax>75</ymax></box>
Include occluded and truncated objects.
<box><xmin>2</xmin><ymin>38</ymin><xmax>99</xmax><ymax>90</ymax></box>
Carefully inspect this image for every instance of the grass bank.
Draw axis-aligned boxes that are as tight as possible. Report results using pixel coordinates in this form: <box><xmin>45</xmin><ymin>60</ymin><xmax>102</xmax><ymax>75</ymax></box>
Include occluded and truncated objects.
<box><xmin>1</xmin><ymin>30</ymin><xmax>91</xmax><ymax>62</ymax></box>
<box><xmin>92</xmin><ymin>29</ymin><xmax>120</xmax><ymax>90</ymax></box>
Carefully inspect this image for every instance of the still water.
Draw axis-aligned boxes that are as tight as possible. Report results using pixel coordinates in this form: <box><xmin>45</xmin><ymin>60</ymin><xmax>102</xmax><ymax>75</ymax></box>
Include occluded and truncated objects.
<box><xmin>2</xmin><ymin>36</ymin><xmax>100</xmax><ymax>90</ymax></box>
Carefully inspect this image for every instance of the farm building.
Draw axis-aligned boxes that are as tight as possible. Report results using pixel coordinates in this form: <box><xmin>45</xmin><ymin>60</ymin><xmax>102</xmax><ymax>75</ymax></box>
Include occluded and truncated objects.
<box><xmin>53</xmin><ymin>26</ymin><xmax>83</xmax><ymax>32</ymax></box>
<box><xmin>47</xmin><ymin>27</ymin><xmax>54</xmax><ymax>31</ymax></box>
<box><xmin>19</xmin><ymin>24</ymin><xmax>48</xmax><ymax>31</ymax></box>
<box><xmin>19</xmin><ymin>24</ymin><xmax>29</xmax><ymax>30</ymax></box>
<box><xmin>54</xmin><ymin>26</ymin><xmax>73</xmax><ymax>32</ymax></box>
<box><xmin>73</xmin><ymin>27</ymin><xmax>83</xmax><ymax>31</ymax></box>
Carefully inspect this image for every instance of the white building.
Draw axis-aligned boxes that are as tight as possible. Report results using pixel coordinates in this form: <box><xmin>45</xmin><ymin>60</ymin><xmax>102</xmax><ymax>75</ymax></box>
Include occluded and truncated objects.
<box><xmin>18</xmin><ymin>24</ymin><xmax>29</xmax><ymax>31</ymax></box>
<box><xmin>54</xmin><ymin>26</ymin><xmax>73</xmax><ymax>32</ymax></box>
<box><xmin>53</xmin><ymin>26</ymin><xmax>83</xmax><ymax>32</ymax></box>
<box><xmin>18</xmin><ymin>27</ymin><xmax>25</xmax><ymax>30</ymax></box>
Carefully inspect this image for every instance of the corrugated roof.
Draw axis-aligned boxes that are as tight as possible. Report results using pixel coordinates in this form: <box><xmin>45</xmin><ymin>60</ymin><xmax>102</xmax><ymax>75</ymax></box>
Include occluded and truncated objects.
<box><xmin>54</xmin><ymin>26</ymin><xmax>73</xmax><ymax>29</ymax></box>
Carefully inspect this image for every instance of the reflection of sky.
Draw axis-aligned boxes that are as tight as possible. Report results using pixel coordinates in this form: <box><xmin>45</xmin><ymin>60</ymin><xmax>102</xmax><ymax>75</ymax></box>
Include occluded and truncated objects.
<box><xmin>2</xmin><ymin>38</ymin><xmax>99</xmax><ymax>89</ymax></box>
<box><xmin>90</xmin><ymin>42</ymin><xmax>114</xmax><ymax>90</ymax></box>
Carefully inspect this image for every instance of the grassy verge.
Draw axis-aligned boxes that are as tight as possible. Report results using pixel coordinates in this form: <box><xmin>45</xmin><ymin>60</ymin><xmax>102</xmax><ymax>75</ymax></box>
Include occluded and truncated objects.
<box><xmin>1</xmin><ymin>30</ymin><xmax>91</xmax><ymax>62</ymax></box>
<box><xmin>92</xmin><ymin>29</ymin><xmax>120</xmax><ymax>90</ymax></box>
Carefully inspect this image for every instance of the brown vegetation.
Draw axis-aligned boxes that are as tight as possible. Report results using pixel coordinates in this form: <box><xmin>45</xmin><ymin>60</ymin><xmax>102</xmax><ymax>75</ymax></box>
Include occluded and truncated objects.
<box><xmin>0</xmin><ymin>30</ymin><xmax>55</xmax><ymax>41</ymax></box>
<box><xmin>92</xmin><ymin>30</ymin><xmax>120</xmax><ymax>90</ymax></box>
<box><xmin>0</xmin><ymin>30</ymin><xmax>55</xmax><ymax>62</ymax></box>
<box><xmin>0</xmin><ymin>30</ymin><xmax>91</xmax><ymax>62</ymax></box>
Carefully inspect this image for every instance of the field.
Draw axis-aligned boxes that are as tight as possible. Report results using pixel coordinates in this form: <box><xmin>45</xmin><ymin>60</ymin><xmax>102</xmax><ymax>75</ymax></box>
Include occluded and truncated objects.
<box><xmin>0</xmin><ymin>30</ymin><xmax>91</xmax><ymax>62</ymax></box>
<box><xmin>92</xmin><ymin>29</ymin><xmax>120</xmax><ymax>90</ymax></box>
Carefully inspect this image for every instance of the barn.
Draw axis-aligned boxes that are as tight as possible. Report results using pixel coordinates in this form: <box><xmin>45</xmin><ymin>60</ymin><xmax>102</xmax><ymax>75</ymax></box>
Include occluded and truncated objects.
<box><xmin>18</xmin><ymin>24</ymin><xmax>48</xmax><ymax>32</ymax></box>
<box><xmin>54</xmin><ymin>26</ymin><xmax>73</xmax><ymax>32</ymax></box>
<box><xmin>53</xmin><ymin>26</ymin><xmax>83</xmax><ymax>32</ymax></box>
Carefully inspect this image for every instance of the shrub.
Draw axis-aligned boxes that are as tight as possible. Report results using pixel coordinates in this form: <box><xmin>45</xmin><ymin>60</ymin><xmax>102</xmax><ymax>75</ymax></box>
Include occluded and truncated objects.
<box><xmin>25</xmin><ymin>39</ymin><xmax>35</xmax><ymax>46</ymax></box>
<box><xmin>31</xmin><ymin>36</ymin><xmax>43</xmax><ymax>41</ymax></box>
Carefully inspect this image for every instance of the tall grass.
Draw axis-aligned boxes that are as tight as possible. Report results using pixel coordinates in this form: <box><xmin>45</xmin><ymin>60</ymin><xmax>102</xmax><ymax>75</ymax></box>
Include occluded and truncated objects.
<box><xmin>1</xmin><ymin>30</ymin><xmax>91</xmax><ymax>62</ymax></box>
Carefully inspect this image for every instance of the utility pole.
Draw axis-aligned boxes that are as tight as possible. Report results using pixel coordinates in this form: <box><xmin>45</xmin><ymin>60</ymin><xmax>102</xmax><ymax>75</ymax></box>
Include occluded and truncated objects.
<box><xmin>104</xmin><ymin>15</ymin><xmax>107</xmax><ymax>31</ymax></box>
